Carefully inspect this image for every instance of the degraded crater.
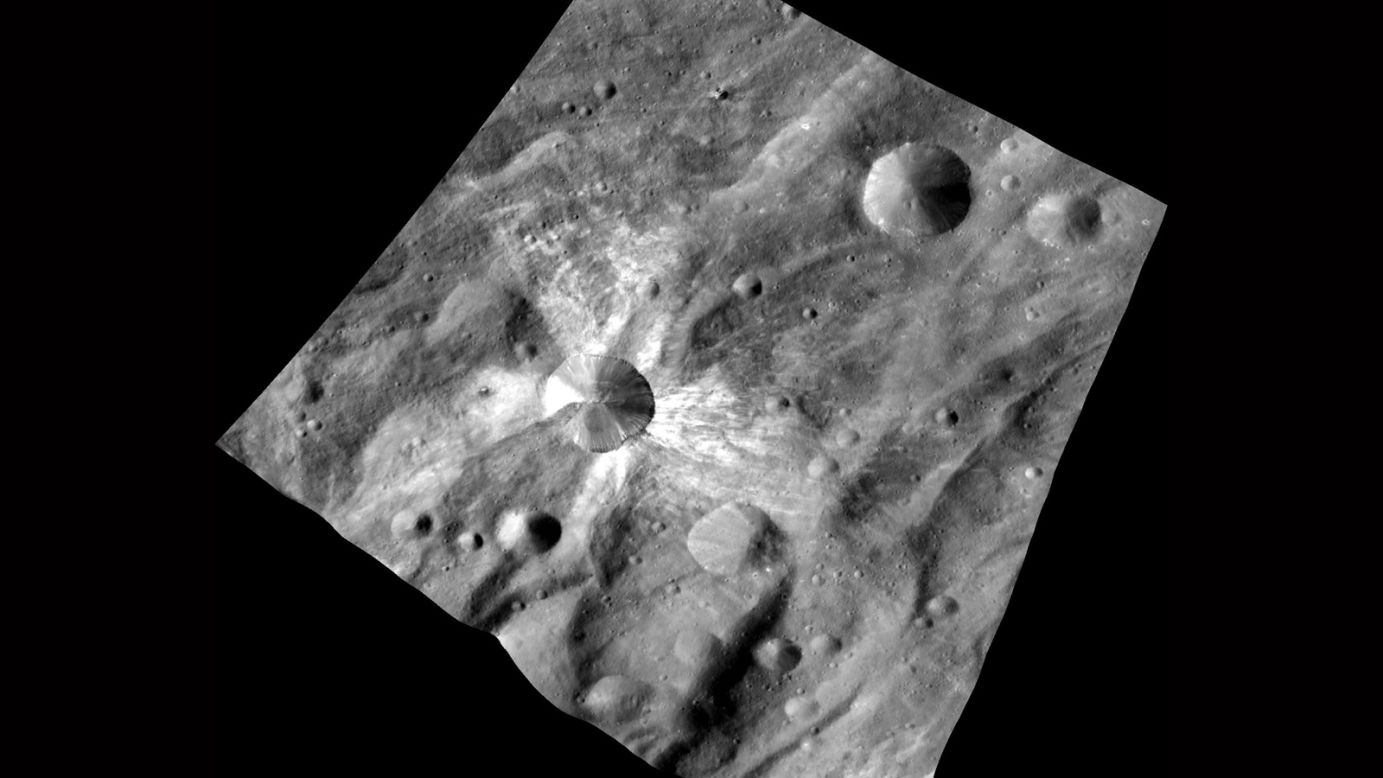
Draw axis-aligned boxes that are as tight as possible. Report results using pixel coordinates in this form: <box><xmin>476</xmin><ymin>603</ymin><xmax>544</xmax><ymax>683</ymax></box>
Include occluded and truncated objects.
<box><xmin>686</xmin><ymin>502</ymin><xmax>784</xmax><ymax>578</ymax></box>
<box><xmin>674</xmin><ymin>628</ymin><xmax>725</xmax><ymax>672</ymax></box>
<box><xmin>862</xmin><ymin>143</ymin><xmax>973</xmax><ymax>238</ymax></box>
<box><xmin>583</xmin><ymin>674</ymin><xmax>652</xmax><ymax>724</ymax></box>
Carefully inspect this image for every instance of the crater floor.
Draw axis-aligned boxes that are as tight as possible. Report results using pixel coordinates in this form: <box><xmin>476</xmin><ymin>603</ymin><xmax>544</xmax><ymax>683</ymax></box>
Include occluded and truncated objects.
<box><xmin>217</xmin><ymin>2</ymin><xmax>1166</xmax><ymax>776</ymax></box>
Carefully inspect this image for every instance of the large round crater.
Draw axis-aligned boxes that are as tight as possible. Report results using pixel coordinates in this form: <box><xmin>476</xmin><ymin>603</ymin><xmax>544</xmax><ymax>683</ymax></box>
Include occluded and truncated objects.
<box><xmin>542</xmin><ymin>354</ymin><xmax>655</xmax><ymax>453</ymax></box>
<box><xmin>862</xmin><ymin>143</ymin><xmax>973</xmax><ymax>238</ymax></box>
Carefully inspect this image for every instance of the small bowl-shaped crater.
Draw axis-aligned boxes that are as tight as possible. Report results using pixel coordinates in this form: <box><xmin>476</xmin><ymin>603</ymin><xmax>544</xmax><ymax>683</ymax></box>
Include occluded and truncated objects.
<box><xmin>1065</xmin><ymin>195</ymin><xmax>1103</xmax><ymax>243</ymax></box>
<box><xmin>497</xmin><ymin>509</ymin><xmax>562</xmax><ymax>554</ymax></box>
<box><xmin>863</xmin><ymin>143</ymin><xmax>973</xmax><ymax>238</ymax></box>
<box><xmin>753</xmin><ymin>637</ymin><xmax>802</xmax><ymax>675</ymax></box>
<box><xmin>390</xmin><ymin>509</ymin><xmax>434</xmax><ymax>540</ymax></box>
<box><xmin>526</xmin><ymin>512</ymin><xmax>562</xmax><ymax>551</ymax></box>
<box><xmin>413</xmin><ymin>513</ymin><xmax>434</xmax><ymax>536</ymax></box>
<box><xmin>732</xmin><ymin>272</ymin><xmax>764</xmax><ymax>299</ymax></box>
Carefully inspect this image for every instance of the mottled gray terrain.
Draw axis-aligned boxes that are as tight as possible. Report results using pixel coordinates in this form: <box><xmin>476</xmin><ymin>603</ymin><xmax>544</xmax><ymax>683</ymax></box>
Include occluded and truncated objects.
<box><xmin>217</xmin><ymin>2</ymin><xmax>1165</xmax><ymax>776</ymax></box>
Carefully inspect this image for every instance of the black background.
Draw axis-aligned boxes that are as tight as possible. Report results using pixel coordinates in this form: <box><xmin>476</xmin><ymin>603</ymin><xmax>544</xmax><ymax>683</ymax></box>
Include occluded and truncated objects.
<box><xmin>163</xmin><ymin>1</ymin><xmax>1172</xmax><ymax>774</ymax></box>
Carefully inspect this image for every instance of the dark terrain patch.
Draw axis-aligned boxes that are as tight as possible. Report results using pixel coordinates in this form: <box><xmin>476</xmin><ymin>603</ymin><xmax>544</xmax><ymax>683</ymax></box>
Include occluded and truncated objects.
<box><xmin>457</xmin><ymin>115</ymin><xmax>531</xmax><ymax>179</ymax></box>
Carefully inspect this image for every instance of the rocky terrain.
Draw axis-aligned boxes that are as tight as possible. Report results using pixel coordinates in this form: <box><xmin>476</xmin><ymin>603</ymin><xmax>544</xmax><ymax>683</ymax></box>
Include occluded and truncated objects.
<box><xmin>217</xmin><ymin>2</ymin><xmax>1166</xmax><ymax>775</ymax></box>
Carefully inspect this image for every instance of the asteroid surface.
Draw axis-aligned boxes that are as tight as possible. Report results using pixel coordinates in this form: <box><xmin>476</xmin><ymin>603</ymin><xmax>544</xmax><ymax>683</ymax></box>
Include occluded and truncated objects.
<box><xmin>216</xmin><ymin>2</ymin><xmax>1167</xmax><ymax>776</ymax></box>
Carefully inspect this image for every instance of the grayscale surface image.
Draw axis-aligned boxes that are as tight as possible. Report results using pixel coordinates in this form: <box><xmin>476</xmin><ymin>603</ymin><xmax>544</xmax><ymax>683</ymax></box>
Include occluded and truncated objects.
<box><xmin>216</xmin><ymin>1</ymin><xmax>1166</xmax><ymax>775</ymax></box>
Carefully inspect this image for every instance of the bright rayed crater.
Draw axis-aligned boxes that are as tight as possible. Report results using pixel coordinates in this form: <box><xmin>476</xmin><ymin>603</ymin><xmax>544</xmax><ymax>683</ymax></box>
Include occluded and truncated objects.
<box><xmin>217</xmin><ymin>2</ymin><xmax>1166</xmax><ymax>776</ymax></box>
